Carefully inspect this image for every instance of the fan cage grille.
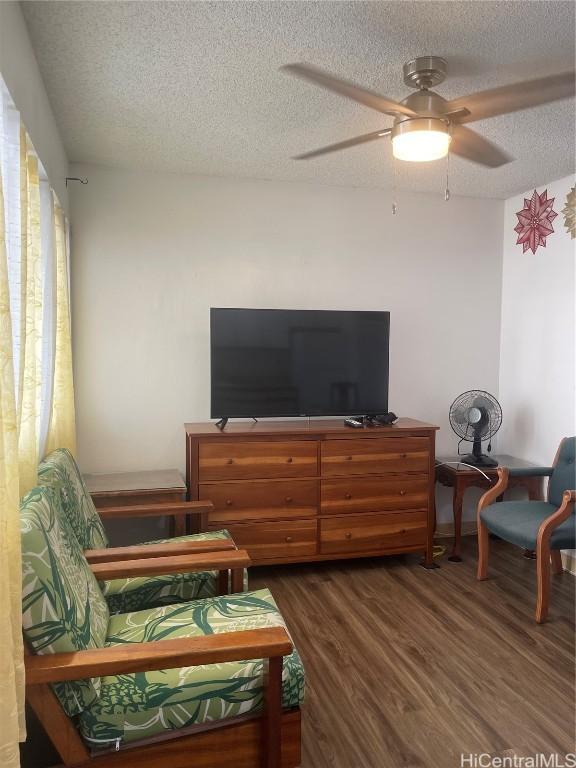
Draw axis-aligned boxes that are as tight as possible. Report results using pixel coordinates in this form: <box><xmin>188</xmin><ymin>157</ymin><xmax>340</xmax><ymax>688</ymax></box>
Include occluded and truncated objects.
<box><xmin>449</xmin><ymin>390</ymin><xmax>502</xmax><ymax>442</ymax></box>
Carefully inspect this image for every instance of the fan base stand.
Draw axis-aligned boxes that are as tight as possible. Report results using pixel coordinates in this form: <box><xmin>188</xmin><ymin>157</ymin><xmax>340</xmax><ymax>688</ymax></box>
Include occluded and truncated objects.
<box><xmin>461</xmin><ymin>453</ymin><xmax>499</xmax><ymax>468</ymax></box>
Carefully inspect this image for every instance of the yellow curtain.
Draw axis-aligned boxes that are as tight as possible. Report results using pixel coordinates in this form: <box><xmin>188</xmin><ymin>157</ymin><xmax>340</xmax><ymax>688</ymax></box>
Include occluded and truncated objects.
<box><xmin>17</xmin><ymin>127</ymin><xmax>43</xmax><ymax>495</ymax></box>
<box><xmin>45</xmin><ymin>199</ymin><xmax>76</xmax><ymax>455</ymax></box>
<box><xmin>0</xmin><ymin>140</ymin><xmax>26</xmax><ymax>768</ymax></box>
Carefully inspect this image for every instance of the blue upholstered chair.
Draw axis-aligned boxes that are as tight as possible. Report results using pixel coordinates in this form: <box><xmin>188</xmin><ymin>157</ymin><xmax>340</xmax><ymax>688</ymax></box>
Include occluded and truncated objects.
<box><xmin>477</xmin><ymin>437</ymin><xmax>576</xmax><ymax>623</ymax></box>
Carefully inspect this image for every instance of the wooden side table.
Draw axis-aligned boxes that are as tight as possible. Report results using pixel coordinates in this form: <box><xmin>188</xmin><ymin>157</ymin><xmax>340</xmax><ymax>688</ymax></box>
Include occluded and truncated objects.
<box><xmin>84</xmin><ymin>469</ymin><xmax>188</xmax><ymax>537</ymax></box>
<box><xmin>435</xmin><ymin>455</ymin><xmax>546</xmax><ymax>562</ymax></box>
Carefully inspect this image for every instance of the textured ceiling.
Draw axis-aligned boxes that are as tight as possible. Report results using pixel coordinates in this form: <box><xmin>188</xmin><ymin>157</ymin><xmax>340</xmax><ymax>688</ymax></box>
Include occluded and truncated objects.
<box><xmin>22</xmin><ymin>0</ymin><xmax>576</xmax><ymax>199</ymax></box>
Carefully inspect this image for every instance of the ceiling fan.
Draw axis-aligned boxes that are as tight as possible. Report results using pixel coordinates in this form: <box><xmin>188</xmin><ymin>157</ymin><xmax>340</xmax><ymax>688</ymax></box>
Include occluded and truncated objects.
<box><xmin>282</xmin><ymin>56</ymin><xmax>575</xmax><ymax>167</ymax></box>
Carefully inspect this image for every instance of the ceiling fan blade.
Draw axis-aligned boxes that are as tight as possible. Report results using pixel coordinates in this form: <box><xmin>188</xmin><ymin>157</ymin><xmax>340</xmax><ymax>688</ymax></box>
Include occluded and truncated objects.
<box><xmin>450</xmin><ymin>125</ymin><xmax>513</xmax><ymax>167</ymax></box>
<box><xmin>293</xmin><ymin>128</ymin><xmax>391</xmax><ymax>160</ymax></box>
<box><xmin>445</xmin><ymin>71</ymin><xmax>575</xmax><ymax>124</ymax></box>
<box><xmin>282</xmin><ymin>63</ymin><xmax>417</xmax><ymax>117</ymax></box>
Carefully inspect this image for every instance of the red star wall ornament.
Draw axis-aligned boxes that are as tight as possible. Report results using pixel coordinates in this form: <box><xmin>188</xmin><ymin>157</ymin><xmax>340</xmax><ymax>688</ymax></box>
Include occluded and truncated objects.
<box><xmin>514</xmin><ymin>188</ymin><xmax>558</xmax><ymax>254</ymax></box>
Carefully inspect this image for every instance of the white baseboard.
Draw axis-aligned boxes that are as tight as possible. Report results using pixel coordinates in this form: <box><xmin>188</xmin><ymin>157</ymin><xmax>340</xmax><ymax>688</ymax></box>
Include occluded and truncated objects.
<box><xmin>435</xmin><ymin>521</ymin><xmax>477</xmax><ymax>538</ymax></box>
<box><xmin>561</xmin><ymin>551</ymin><xmax>576</xmax><ymax>575</ymax></box>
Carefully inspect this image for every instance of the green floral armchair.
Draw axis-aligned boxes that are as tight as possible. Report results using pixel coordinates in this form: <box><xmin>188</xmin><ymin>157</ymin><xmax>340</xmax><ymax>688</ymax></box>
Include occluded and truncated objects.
<box><xmin>39</xmin><ymin>449</ymin><xmax>247</xmax><ymax>612</ymax></box>
<box><xmin>21</xmin><ymin>485</ymin><xmax>304</xmax><ymax>765</ymax></box>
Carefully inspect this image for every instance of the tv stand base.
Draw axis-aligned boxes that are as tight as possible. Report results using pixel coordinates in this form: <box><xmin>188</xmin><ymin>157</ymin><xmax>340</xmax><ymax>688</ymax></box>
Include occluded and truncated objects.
<box><xmin>215</xmin><ymin>417</ymin><xmax>260</xmax><ymax>430</ymax></box>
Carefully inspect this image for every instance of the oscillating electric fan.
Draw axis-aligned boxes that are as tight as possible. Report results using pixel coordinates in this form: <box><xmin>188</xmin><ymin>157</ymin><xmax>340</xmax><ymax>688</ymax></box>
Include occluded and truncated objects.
<box><xmin>449</xmin><ymin>390</ymin><xmax>502</xmax><ymax>467</ymax></box>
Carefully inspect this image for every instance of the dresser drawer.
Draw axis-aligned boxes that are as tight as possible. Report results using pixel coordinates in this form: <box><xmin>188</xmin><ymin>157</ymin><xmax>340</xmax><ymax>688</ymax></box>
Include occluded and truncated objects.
<box><xmin>201</xmin><ymin>480</ymin><xmax>317</xmax><ymax>523</ymax></box>
<box><xmin>199</xmin><ymin>440</ymin><xmax>318</xmax><ymax>481</ymax></box>
<box><xmin>216</xmin><ymin>520</ymin><xmax>317</xmax><ymax>560</ymax></box>
<box><xmin>321</xmin><ymin>437</ymin><xmax>429</xmax><ymax>476</ymax></box>
<box><xmin>321</xmin><ymin>474</ymin><xmax>429</xmax><ymax>515</ymax></box>
<box><xmin>319</xmin><ymin>510</ymin><xmax>427</xmax><ymax>555</ymax></box>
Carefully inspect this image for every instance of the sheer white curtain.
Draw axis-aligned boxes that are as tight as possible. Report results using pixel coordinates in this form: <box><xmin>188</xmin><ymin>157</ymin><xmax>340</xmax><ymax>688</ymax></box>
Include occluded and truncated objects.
<box><xmin>39</xmin><ymin>179</ymin><xmax>56</xmax><ymax>453</ymax></box>
<box><xmin>0</xmin><ymin>75</ymin><xmax>76</xmax><ymax>768</ymax></box>
<box><xmin>1</xmin><ymin>78</ymin><xmax>65</xmax><ymax>464</ymax></box>
<box><xmin>0</xmin><ymin>82</ymin><xmax>21</xmax><ymax>391</ymax></box>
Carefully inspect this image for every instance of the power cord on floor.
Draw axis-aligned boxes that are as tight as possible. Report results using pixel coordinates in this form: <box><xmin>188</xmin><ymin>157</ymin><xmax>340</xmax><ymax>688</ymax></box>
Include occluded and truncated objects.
<box><xmin>433</xmin><ymin>544</ymin><xmax>446</xmax><ymax>559</ymax></box>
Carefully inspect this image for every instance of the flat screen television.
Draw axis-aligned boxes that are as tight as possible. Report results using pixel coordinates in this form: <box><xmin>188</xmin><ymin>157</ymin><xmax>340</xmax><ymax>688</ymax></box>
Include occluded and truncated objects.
<box><xmin>210</xmin><ymin>308</ymin><xmax>390</xmax><ymax>419</ymax></box>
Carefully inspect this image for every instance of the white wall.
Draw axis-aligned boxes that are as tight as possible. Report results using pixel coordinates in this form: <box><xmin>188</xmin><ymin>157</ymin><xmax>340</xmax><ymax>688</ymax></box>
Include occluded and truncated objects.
<box><xmin>0</xmin><ymin>1</ymin><xmax>68</xmax><ymax>208</ymax></box>
<box><xmin>70</xmin><ymin>163</ymin><xmax>504</xmax><ymax>525</ymax></box>
<box><xmin>499</xmin><ymin>174</ymin><xmax>575</xmax><ymax>466</ymax></box>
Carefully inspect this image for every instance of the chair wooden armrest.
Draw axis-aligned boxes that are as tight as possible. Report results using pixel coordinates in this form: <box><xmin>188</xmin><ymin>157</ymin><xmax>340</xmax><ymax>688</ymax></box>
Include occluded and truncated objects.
<box><xmin>90</xmin><ymin>549</ymin><xmax>251</xmax><ymax>581</ymax></box>
<box><xmin>25</xmin><ymin>627</ymin><xmax>292</xmax><ymax>685</ymax></box>
<box><xmin>97</xmin><ymin>500</ymin><xmax>213</xmax><ymax>519</ymax></box>
<box><xmin>535</xmin><ymin>490</ymin><xmax>575</xmax><ymax>622</ymax></box>
<box><xmin>478</xmin><ymin>467</ymin><xmax>510</xmax><ymax>513</ymax></box>
<box><xmin>507</xmin><ymin>466</ymin><xmax>554</xmax><ymax>478</ymax></box>
<box><xmin>84</xmin><ymin>539</ymin><xmax>236</xmax><ymax>564</ymax></box>
<box><xmin>538</xmin><ymin>490</ymin><xmax>576</xmax><ymax>536</ymax></box>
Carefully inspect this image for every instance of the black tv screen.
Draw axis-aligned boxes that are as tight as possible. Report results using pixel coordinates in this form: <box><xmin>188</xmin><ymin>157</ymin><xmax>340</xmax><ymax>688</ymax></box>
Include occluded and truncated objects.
<box><xmin>210</xmin><ymin>308</ymin><xmax>390</xmax><ymax>419</ymax></box>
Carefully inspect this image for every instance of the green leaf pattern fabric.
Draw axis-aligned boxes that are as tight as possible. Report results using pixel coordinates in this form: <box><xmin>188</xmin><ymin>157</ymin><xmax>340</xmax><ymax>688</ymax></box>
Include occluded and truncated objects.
<box><xmin>101</xmin><ymin>530</ymin><xmax>249</xmax><ymax>613</ymax></box>
<box><xmin>78</xmin><ymin>589</ymin><xmax>305</xmax><ymax>748</ymax></box>
<box><xmin>38</xmin><ymin>450</ymin><xmax>248</xmax><ymax>610</ymax></box>
<box><xmin>20</xmin><ymin>486</ymin><xmax>110</xmax><ymax>716</ymax></box>
<box><xmin>38</xmin><ymin>448</ymin><xmax>108</xmax><ymax>550</ymax></box>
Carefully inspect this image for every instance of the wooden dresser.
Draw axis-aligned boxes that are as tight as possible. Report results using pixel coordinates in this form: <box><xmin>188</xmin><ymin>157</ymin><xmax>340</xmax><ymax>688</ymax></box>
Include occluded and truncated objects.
<box><xmin>185</xmin><ymin>419</ymin><xmax>438</xmax><ymax>566</ymax></box>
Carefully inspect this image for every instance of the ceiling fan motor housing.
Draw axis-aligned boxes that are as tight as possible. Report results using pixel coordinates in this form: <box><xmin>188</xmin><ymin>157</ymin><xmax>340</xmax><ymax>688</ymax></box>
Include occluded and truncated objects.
<box><xmin>403</xmin><ymin>56</ymin><xmax>448</xmax><ymax>89</ymax></box>
<box><xmin>392</xmin><ymin>90</ymin><xmax>450</xmax><ymax>138</ymax></box>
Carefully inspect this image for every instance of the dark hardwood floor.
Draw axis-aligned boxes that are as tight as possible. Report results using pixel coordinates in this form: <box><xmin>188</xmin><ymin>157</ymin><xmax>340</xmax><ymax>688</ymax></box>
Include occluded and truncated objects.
<box><xmin>252</xmin><ymin>537</ymin><xmax>576</xmax><ymax>768</ymax></box>
<box><xmin>22</xmin><ymin>537</ymin><xmax>575</xmax><ymax>768</ymax></box>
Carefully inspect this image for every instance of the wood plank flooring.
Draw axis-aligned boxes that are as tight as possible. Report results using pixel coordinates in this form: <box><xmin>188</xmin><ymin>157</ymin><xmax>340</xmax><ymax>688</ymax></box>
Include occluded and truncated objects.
<box><xmin>251</xmin><ymin>537</ymin><xmax>575</xmax><ymax>768</ymax></box>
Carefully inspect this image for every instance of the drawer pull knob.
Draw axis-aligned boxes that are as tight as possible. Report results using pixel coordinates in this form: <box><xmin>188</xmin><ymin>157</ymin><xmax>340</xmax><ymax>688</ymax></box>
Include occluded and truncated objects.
<box><xmin>400</xmin><ymin>529</ymin><xmax>406</xmax><ymax>534</ymax></box>
<box><xmin>225</xmin><ymin>499</ymin><xmax>233</xmax><ymax>506</ymax></box>
<box><xmin>227</xmin><ymin>459</ymin><xmax>234</xmax><ymax>465</ymax></box>
<box><xmin>285</xmin><ymin>536</ymin><xmax>293</xmax><ymax>543</ymax></box>
<box><xmin>285</xmin><ymin>496</ymin><xmax>293</xmax><ymax>503</ymax></box>
<box><xmin>346</xmin><ymin>456</ymin><xmax>353</xmax><ymax>461</ymax></box>
<box><xmin>345</xmin><ymin>493</ymin><xmax>352</xmax><ymax>500</ymax></box>
<box><xmin>399</xmin><ymin>490</ymin><xmax>406</xmax><ymax>496</ymax></box>
<box><xmin>401</xmin><ymin>453</ymin><xmax>407</xmax><ymax>459</ymax></box>
<box><xmin>345</xmin><ymin>532</ymin><xmax>352</xmax><ymax>539</ymax></box>
<box><xmin>287</xmin><ymin>457</ymin><xmax>293</xmax><ymax>463</ymax></box>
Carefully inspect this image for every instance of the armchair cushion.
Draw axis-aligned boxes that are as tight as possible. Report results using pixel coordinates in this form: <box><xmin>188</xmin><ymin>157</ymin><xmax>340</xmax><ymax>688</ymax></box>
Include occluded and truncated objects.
<box><xmin>102</xmin><ymin>530</ymin><xmax>246</xmax><ymax>613</ymax></box>
<box><xmin>78</xmin><ymin>589</ymin><xmax>305</xmax><ymax>749</ymax></box>
<box><xmin>39</xmin><ymin>448</ymin><xmax>109</xmax><ymax>550</ymax></box>
<box><xmin>21</xmin><ymin>486</ymin><xmax>110</xmax><ymax>716</ymax></box>
<box><xmin>481</xmin><ymin>501</ymin><xmax>576</xmax><ymax>550</ymax></box>
<box><xmin>548</xmin><ymin>437</ymin><xmax>576</xmax><ymax>507</ymax></box>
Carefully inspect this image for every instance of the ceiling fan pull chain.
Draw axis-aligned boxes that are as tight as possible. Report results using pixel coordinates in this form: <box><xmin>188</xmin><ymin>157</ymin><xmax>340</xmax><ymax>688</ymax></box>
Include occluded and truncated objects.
<box><xmin>392</xmin><ymin>155</ymin><xmax>398</xmax><ymax>214</ymax></box>
<box><xmin>444</xmin><ymin>151</ymin><xmax>451</xmax><ymax>202</ymax></box>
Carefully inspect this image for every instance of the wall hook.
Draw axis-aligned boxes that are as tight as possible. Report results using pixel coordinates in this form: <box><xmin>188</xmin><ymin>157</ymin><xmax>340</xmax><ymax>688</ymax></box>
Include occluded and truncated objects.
<box><xmin>65</xmin><ymin>177</ymin><xmax>88</xmax><ymax>187</ymax></box>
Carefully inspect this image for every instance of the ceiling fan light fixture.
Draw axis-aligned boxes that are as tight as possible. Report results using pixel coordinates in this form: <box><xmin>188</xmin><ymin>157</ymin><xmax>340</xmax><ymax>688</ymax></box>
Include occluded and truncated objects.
<box><xmin>391</xmin><ymin>118</ymin><xmax>451</xmax><ymax>162</ymax></box>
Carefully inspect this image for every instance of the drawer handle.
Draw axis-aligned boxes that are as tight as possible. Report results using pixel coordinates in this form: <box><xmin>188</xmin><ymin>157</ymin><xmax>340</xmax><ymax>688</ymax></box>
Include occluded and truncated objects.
<box><xmin>285</xmin><ymin>496</ymin><xmax>293</xmax><ymax>504</ymax></box>
<box><xmin>346</xmin><ymin>456</ymin><xmax>353</xmax><ymax>461</ymax></box>
<box><xmin>399</xmin><ymin>490</ymin><xmax>406</xmax><ymax>496</ymax></box>
<box><xmin>345</xmin><ymin>532</ymin><xmax>352</xmax><ymax>539</ymax></box>
<box><xmin>285</xmin><ymin>536</ymin><xmax>293</xmax><ymax>543</ymax></box>
<box><xmin>227</xmin><ymin>458</ymin><xmax>234</xmax><ymax>465</ymax></box>
<box><xmin>344</xmin><ymin>493</ymin><xmax>352</xmax><ymax>500</ymax></box>
<box><xmin>287</xmin><ymin>457</ymin><xmax>293</xmax><ymax>463</ymax></box>
<box><xmin>401</xmin><ymin>453</ymin><xmax>408</xmax><ymax>459</ymax></box>
<box><xmin>400</xmin><ymin>529</ymin><xmax>407</xmax><ymax>535</ymax></box>
<box><xmin>225</xmin><ymin>499</ymin><xmax>233</xmax><ymax>506</ymax></box>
